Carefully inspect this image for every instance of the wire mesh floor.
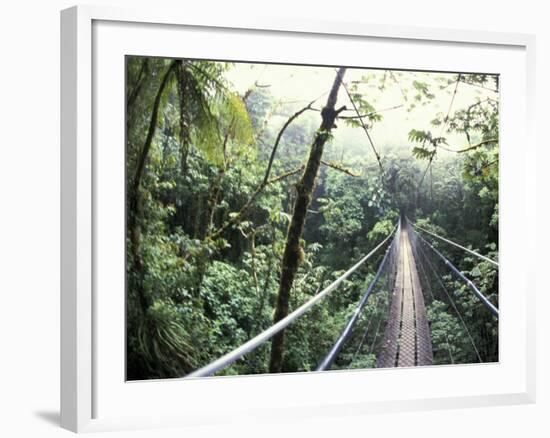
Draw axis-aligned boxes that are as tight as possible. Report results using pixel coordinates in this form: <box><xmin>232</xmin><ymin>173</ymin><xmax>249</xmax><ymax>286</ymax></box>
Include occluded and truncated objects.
<box><xmin>376</xmin><ymin>225</ymin><xmax>433</xmax><ymax>367</ymax></box>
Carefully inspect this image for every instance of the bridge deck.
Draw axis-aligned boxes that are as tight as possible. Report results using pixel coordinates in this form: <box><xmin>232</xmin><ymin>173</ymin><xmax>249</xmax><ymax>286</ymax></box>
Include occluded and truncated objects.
<box><xmin>377</xmin><ymin>225</ymin><xmax>433</xmax><ymax>367</ymax></box>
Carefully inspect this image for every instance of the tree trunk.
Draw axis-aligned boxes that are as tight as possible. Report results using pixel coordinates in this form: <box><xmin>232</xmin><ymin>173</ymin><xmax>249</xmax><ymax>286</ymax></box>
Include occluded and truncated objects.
<box><xmin>127</xmin><ymin>58</ymin><xmax>149</xmax><ymax>116</ymax></box>
<box><xmin>269</xmin><ymin>67</ymin><xmax>346</xmax><ymax>373</ymax></box>
<box><xmin>127</xmin><ymin>61</ymin><xmax>176</xmax><ymax>314</ymax></box>
<box><xmin>130</xmin><ymin>61</ymin><xmax>176</xmax><ymax>203</ymax></box>
<box><xmin>176</xmin><ymin>61</ymin><xmax>192</xmax><ymax>174</ymax></box>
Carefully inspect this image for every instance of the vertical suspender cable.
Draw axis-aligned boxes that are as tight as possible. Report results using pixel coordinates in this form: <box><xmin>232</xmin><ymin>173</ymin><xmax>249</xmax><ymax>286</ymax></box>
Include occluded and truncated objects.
<box><xmin>317</xmin><ymin>232</ymin><xmax>397</xmax><ymax>371</ymax></box>
<box><xmin>413</xmin><ymin>229</ymin><xmax>499</xmax><ymax>318</ymax></box>
<box><xmin>414</xmin><ymin>233</ymin><xmax>483</xmax><ymax>362</ymax></box>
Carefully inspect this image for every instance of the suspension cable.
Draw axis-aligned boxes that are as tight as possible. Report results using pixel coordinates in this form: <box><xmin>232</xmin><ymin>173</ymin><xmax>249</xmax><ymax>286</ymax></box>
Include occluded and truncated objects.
<box><xmin>348</xmin><ymin>261</ymin><xmax>389</xmax><ymax>366</ymax></box>
<box><xmin>414</xmin><ymin>233</ymin><xmax>483</xmax><ymax>362</ymax></box>
<box><xmin>349</xmin><ymin>230</ymin><xmax>399</xmax><ymax>366</ymax></box>
<box><xmin>410</xmin><ymin>233</ymin><xmax>455</xmax><ymax>364</ymax></box>
<box><xmin>409</xmin><ymin>233</ymin><xmax>434</xmax><ymax>301</ymax></box>
<box><xmin>349</xmin><ymin>294</ymin><xmax>387</xmax><ymax>368</ymax></box>
<box><xmin>413</xmin><ymin>229</ymin><xmax>499</xmax><ymax>318</ymax></box>
<box><xmin>411</xmin><ymin>222</ymin><xmax>499</xmax><ymax>268</ymax></box>
<box><xmin>348</xmin><ymin>284</ymin><xmax>382</xmax><ymax>365</ymax></box>
<box><xmin>317</xmin><ymin>233</ymin><xmax>397</xmax><ymax>371</ymax></box>
<box><xmin>185</xmin><ymin>225</ymin><xmax>397</xmax><ymax>378</ymax></box>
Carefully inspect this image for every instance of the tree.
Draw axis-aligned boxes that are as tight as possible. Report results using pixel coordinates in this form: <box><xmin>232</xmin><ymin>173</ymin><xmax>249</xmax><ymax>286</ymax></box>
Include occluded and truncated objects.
<box><xmin>269</xmin><ymin>67</ymin><xmax>347</xmax><ymax>373</ymax></box>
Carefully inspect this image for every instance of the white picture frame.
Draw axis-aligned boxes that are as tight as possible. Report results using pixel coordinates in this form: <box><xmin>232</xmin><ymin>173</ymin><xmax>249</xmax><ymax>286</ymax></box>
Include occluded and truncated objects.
<box><xmin>60</xmin><ymin>4</ymin><xmax>536</xmax><ymax>433</ymax></box>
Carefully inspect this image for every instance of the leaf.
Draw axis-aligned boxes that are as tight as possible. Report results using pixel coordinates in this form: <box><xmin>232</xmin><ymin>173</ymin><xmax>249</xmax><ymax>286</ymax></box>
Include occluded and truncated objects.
<box><xmin>408</xmin><ymin>129</ymin><xmax>431</xmax><ymax>143</ymax></box>
<box><xmin>412</xmin><ymin>147</ymin><xmax>436</xmax><ymax>161</ymax></box>
<box><xmin>471</xmin><ymin>267</ymin><xmax>482</xmax><ymax>277</ymax></box>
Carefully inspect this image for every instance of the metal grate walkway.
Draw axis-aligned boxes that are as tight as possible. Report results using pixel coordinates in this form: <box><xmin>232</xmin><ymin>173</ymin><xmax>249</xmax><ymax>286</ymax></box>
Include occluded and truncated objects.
<box><xmin>377</xmin><ymin>224</ymin><xmax>433</xmax><ymax>368</ymax></box>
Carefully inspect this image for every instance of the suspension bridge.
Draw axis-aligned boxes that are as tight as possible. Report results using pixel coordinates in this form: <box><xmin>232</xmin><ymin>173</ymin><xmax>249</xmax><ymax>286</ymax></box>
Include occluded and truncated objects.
<box><xmin>185</xmin><ymin>216</ymin><xmax>499</xmax><ymax>378</ymax></box>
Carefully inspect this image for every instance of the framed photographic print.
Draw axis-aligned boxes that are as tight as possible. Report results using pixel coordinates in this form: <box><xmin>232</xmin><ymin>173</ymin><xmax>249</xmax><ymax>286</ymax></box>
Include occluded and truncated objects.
<box><xmin>61</xmin><ymin>4</ymin><xmax>536</xmax><ymax>432</ymax></box>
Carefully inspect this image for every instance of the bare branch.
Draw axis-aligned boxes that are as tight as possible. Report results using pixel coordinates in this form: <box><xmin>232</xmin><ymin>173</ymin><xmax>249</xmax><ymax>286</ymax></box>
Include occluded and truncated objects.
<box><xmin>439</xmin><ymin>74</ymin><xmax>461</xmax><ymax>136</ymax></box>
<box><xmin>262</xmin><ymin>100</ymin><xmax>316</xmax><ymax>185</ymax></box>
<box><xmin>338</xmin><ymin>104</ymin><xmax>404</xmax><ymax>120</ymax></box>
<box><xmin>209</xmin><ymin>165</ymin><xmax>304</xmax><ymax>240</ymax></box>
<box><xmin>340</xmin><ymin>80</ymin><xmax>384</xmax><ymax>173</ymax></box>
<box><xmin>439</xmin><ymin>138</ymin><xmax>498</xmax><ymax>154</ymax></box>
<box><xmin>207</xmin><ymin>100</ymin><xmax>317</xmax><ymax>240</ymax></box>
<box><xmin>459</xmin><ymin>77</ymin><xmax>499</xmax><ymax>93</ymax></box>
<box><xmin>418</xmin><ymin>156</ymin><xmax>434</xmax><ymax>190</ymax></box>
<box><xmin>267</xmin><ymin>166</ymin><xmax>305</xmax><ymax>184</ymax></box>
<box><xmin>321</xmin><ymin>160</ymin><xmax>360</xmax><ymax>177</ymax></box>
<box><xmin>389</xmin><ymin>71</ymin><xmax>408</xmax><ymax>102</ymax></box>
<box><xmin>475</xmin><ymin>158</ymin><xmax>499</xmax><ymax>175</ymax></box>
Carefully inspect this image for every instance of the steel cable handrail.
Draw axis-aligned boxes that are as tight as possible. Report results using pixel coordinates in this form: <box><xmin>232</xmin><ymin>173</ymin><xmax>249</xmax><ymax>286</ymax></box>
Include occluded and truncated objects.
<box><xmin>348</xmin><ymin>281</ymin><xmax>384</xmax><ymax>366</ymax></box>
<box><xmin>411</xmin><ymin>221</ymin><xmax>499</xmax><ymax>268</ymax></box>
<box><xmin>408</xmin><ymin>230</ymin><xmax>455</xmax><ymax>363</ymax></box>
<box><xmin>413</xmin><ymin>233</ymin><xmax>483</xmax><ymax>362</ymax></box>
<box><xmin>348</xmin><ymin>224</ymin><xmax>401</xmax><ymax>367</ymax></box>
<box><xmin>317</xmin><ymin>233</ymin><xmax>396</xmax><ymax>371</ymax></box>
<box><xmin>184</xmin><ymin>225</ymin><xmax>397</xmax><ymax>378</ymax></box>
<box><xmin>413</xmin><ymin>229</ymin><xmax>499</xmax><ymax>318</ymax></box>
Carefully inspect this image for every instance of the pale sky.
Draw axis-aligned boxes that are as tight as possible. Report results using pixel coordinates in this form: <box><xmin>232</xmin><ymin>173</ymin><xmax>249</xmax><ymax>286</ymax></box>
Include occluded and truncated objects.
<box><xmin>225</xmin><ymin>62</ymin><xmax>498</xmax><ymax>163</ymax></box>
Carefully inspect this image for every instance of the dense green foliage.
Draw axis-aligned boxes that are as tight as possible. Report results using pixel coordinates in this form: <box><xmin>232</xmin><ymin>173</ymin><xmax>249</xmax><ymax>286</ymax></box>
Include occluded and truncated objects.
<box><xmin>126</xmin><ymin>58</ymin><xmax>499</xmax><ymax>379</ymax></box>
